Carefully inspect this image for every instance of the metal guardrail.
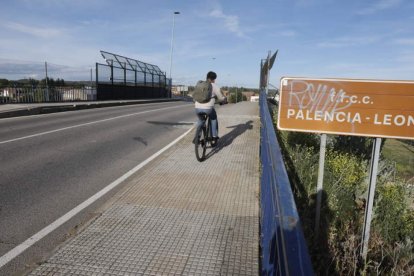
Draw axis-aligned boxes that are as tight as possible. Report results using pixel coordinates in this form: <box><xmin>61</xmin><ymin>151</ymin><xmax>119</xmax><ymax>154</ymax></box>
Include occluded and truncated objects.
<box><xmin>259</xmin><ymin>90</ymin><xmax>313</xmax><ymax>275</ymax></box>
<box><xmin>0</xmin><ymin>87</ymin><xmax>96</xmax><ymax>104</ymax></box>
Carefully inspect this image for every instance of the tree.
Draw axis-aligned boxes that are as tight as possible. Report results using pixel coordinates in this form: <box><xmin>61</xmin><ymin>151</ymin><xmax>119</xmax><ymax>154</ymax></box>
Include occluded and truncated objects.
<box><xmin>40</xmin><ymin>77</ymin><xmax>65</xmax><ymax>87</ymax></box>
<box><xmin>56</xmin><ymin>78</ymin><xmax>65</xmax><ymax>86</ymax></box>
<box><xmin>0</xmin><ymin>79</ymin><xmax>9</xmax><ymax>87</ymax></box>
<box><xmin>331</xmin><ymin>136</ymin><xmax>385</xmax><ymax>160</ymax></box>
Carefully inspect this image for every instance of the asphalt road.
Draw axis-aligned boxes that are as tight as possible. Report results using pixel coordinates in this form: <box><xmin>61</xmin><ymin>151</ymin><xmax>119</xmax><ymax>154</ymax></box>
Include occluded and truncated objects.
<box><xmin>0</xmin><ymin>101</ymin><xmax>195</xmax><ymax>273</ymax></box>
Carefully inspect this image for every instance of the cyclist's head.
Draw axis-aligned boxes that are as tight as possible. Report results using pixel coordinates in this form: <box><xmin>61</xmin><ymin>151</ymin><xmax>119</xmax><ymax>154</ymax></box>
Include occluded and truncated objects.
<box><xmin>206</xmin><ymin>71</ymin><xmax>217</xmax><ymax>82</ymax></box>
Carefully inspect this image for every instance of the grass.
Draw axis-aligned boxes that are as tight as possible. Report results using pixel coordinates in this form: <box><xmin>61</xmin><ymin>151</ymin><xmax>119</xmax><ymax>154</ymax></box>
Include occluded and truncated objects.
<box><xmin>382</xmin><ymin>139</ymin><xmax>414</xmax><ymax>182</ymax></box>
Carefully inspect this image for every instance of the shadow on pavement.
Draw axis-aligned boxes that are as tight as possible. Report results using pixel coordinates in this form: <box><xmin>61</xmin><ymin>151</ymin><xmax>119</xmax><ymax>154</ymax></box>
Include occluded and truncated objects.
<box><xmin>205</xmin><ymin>120</ymin><xmax>254</xmax><ymax>160</ymax></box>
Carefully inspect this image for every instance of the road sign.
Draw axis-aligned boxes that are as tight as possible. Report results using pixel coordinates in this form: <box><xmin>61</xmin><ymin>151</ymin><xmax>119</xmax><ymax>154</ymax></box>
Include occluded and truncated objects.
<box><xmin>278</xmin><ymin>77</ymin><xmax>414</xmax><ymax>140</ymax></box>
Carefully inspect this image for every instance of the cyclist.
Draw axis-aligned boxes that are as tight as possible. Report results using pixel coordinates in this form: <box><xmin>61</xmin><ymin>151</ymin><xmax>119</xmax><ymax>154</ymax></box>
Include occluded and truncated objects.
<box><xmin>193</xmin><ymin>71</ymin><xmax>227</xmax><ymax>146</ymax></box>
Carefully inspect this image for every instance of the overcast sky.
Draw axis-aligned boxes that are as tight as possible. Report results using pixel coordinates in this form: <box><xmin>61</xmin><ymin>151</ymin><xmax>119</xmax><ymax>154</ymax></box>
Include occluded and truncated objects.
<box><xmin>1</xmin><ymin>0</ymin><xmax>414</xmax><ymax>88</ymax></box>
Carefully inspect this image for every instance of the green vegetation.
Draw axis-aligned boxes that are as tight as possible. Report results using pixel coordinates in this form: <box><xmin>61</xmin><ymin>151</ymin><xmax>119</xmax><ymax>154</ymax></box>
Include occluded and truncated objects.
<box><xmin>188</xmin><ymin>85</ymin><xmax>257</xmax><ymax>103</ymax></box>
<box><xmin>0</xmin><ymin>77</ymin><xmax>65</xmax><ymax>88</ymax></box>
<box><xmin>270</xmin><ymin>104</ymin><xmax>414</xmax><ymax>275</ymax></box>
<box><xmin>0</xmin><ymin>78</ymin><xmax>10</xmax><ymax>87</ymax></box>
<box><xmin>0</xmin><ymin>77</ymin><xmax>95</xmax><ymax>89</ymax></box>
<box><xmin>228</xmin><ymin>90</ymin><xmax>247</xmax><ymax>103</ymax></box>
<box><xmin>221</xmin><ymin>86</ymin><xmax>260</xmax><ymax>94</ymax></box>
<box><xmin>382</xmin><ymin>139</ymin><xmax>414</xmax><ymax>181</ymax></box>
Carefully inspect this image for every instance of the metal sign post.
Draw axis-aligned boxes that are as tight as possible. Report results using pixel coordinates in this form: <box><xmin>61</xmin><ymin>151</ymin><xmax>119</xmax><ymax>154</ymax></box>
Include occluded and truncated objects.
<box><xmin>315</xmin><ymin>133</ymin><xmax>327</xmax><ymax>237</ymax></box>
<box><xmin>361</xmin><ymin>137</ymin><xmax>382</xmax><ymax>260</ymax></box>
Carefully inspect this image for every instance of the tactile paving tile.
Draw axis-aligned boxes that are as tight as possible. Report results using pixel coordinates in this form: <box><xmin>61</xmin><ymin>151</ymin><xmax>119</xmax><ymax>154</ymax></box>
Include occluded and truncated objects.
<box><xmin>30</xmin><ymin>102</ymin><xmax>260</xmax><ymax>275</ymax></box>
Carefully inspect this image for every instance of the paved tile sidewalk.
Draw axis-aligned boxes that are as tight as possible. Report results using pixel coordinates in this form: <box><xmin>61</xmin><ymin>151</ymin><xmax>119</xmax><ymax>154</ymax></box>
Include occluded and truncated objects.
<box><xmin>29</xmin><ymin>102</ymin><xmax>260</xmax><ymax>275</ymax></box>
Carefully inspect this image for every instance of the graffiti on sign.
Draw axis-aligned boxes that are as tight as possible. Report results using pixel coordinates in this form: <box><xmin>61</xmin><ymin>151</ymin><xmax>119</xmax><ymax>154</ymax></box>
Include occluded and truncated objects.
<box><xmin>278</xmin><ymin>77</ymin><xmax>414</xmax><ymax>140</ymax></box>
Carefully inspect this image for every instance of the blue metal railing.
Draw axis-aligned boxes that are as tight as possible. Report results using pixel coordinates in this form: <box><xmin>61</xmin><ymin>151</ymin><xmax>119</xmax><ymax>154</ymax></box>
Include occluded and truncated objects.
<box><xmin>259</xmin><ymin>90</ymin><xmax>313</xmax><ymax>275</ymax></box>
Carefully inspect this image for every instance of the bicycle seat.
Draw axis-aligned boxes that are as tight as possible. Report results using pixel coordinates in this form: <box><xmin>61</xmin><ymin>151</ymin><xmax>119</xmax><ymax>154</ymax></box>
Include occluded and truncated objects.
<box><xmin>198</xmin><ymin>112</ymin><xmax>209</xmax><ymax>119</ymax></box>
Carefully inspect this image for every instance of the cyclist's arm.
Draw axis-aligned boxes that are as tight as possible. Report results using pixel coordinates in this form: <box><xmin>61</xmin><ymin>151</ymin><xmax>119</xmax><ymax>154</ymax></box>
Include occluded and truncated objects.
<box><xmin>212</xmin><ymin>84</ymin><xmax>226</xmax><ymax>103</ymax></box>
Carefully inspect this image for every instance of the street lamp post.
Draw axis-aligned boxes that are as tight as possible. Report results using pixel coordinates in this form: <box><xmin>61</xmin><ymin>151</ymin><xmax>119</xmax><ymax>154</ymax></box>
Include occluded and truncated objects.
<box><xmin>169</xmin><ymin>11</ymin><xmax>180</xmax><ymax>82</ymax></box>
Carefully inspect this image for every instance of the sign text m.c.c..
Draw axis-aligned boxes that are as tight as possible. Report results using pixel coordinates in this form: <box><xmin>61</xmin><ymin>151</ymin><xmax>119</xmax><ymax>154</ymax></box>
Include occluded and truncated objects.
<box><xmin>277</xmin><ymin>77</ymin><xmax>414</xmax><ymax>140</ymax></box>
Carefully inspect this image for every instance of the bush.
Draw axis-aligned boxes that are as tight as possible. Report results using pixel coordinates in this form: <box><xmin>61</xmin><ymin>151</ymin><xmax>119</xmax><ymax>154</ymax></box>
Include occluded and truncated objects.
<box><xmin>332</xmin><ymin>135</ymin><xmax>373</xmax><ymax>159</ymax></box>
<box><xmin>323</xmin><ymin>151</ymin><xmax>367</xmax><ymax>274</ymax></box>
<box><xmin>286</xmin><ymin>131</ymin><xmax>320</xmax><ymax>151</ymax></box>
<box><xmin>325</xmin><ymin>150</ymin><xmax>366</xmax><ymax>224</ymax></box>
<box><xmin>288</xmin><ymin>144</ymin><xmax>318</xmax><ymax>197</ymax></box>
<box><xmin>277</xmin><ymin>138</ymin><xmax>413</xmax><ymax>274</ymax></box>
<box><xmin>374</xmin><ymin>182</ymin><xmax>414</xmax><ymax>243</ymax></box>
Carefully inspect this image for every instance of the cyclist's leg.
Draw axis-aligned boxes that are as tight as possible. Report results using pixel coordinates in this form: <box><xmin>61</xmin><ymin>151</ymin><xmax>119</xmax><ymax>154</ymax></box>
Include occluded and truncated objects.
<box><xmin>194</xmin><ymin>108</ymin><xmax>208</xmax><ymax>142</ymax></box>
<box><xmin>209</xmin><ymin>108</ymin><xmax>218</xmax><ymax>138</ymax></box>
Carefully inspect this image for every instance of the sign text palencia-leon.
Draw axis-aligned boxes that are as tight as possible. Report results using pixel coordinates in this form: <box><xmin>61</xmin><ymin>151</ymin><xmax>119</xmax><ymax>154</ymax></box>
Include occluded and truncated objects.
<box><xmin>278</xmin><ymin>77</ymin><xmax>414</xmax><ymax>140</ymax></box>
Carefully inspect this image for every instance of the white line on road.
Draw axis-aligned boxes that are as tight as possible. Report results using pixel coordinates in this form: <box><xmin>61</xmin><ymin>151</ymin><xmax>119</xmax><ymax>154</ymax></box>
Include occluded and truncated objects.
<box><xmin>0</xmin><ymin>125</ymin><xmax>194</xmax><ymax>269</ymax></box>
<box><xmin>0</xmin><ymin>104</ymin><xmax>190</xmax><ymax>145</ymax></box>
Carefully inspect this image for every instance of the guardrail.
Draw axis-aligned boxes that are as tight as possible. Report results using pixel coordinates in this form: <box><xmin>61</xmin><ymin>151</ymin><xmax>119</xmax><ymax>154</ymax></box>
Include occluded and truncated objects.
<box><xmin>259</xmin><ymin>90</ymin><xmax>313</xmax><ymax>275</ymax></box>
<box><xmin>0</xmin><ymin>87</ymin><xmax>96</xmax><ymax>104</ymax></box>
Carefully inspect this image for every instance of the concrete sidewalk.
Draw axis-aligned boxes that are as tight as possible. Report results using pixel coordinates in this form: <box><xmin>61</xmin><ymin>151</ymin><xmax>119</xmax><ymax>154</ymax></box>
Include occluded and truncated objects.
<box><xmin>29</xmin><ymin>102</ymin><xmax>260</xmax><ymax>275</ymax></box>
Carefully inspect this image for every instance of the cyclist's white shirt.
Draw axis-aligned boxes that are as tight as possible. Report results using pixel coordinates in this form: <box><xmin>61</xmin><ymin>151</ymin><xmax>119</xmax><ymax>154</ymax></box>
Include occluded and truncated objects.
<box><xmin>195</xmin><ymin>83</ymin><xmax>225</xmax><ymax>109</ymax></box>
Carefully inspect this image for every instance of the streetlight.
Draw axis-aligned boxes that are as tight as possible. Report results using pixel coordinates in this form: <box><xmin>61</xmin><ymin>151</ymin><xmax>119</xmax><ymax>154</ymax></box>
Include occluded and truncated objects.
<box><xmin>169</xmin><ymin>11</ymin><xmax>180</xmax><ymax>82</ymax></box>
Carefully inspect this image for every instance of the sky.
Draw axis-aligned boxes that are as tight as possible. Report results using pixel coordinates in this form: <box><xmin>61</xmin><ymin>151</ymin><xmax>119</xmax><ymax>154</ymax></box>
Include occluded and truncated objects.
<box><xmin>1</xmin><ymin>0</ymin><xmax>414</xmax><ymax>88</ymax></box>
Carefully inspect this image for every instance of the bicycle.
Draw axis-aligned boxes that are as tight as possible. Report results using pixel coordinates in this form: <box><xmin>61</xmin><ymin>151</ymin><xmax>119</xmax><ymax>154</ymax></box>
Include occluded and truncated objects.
<box><xmin>194</xmin><ymin>112</ymin><xmax>215</xmax><ymax>162</ymax></box>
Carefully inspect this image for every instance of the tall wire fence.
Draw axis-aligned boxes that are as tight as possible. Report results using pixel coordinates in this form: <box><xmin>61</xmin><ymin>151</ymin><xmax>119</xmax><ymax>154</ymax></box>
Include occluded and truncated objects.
<box><xmin>0</xmin><ymin>51</ymin><xmax>170</xmax><ymax>104</ymax></box>
<box><xmin>96</xmin><ymin>51</ymin><xmax>170</xmax><ymax>100</ymax></box>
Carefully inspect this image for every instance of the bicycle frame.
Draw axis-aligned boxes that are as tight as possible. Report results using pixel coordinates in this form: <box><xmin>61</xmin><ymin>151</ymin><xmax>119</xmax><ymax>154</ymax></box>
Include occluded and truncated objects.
<box><xmin>195</xmin><ymin>113</ymin><xmax>212</xmax><ymax>162</ymax></box>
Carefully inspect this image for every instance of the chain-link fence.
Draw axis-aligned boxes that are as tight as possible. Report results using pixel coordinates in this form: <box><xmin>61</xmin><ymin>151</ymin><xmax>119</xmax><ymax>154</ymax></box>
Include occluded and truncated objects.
<box><xmin>96</xmin><ymin>51</ymin><xmax>170</xmax><ymax>100</ymax></box>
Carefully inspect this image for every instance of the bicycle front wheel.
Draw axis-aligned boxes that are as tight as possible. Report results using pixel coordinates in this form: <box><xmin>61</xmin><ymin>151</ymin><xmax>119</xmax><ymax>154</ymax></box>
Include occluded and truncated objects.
<box><xmin>195</xmin><ymin>126</ymin><xmax>207</xmax><ymax>162</ymax></box>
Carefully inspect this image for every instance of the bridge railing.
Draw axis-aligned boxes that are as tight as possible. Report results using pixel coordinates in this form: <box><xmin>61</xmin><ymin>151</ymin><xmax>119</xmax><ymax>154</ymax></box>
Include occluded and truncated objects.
<box><xmin>0</xmin><ymin>86</ymin><xmax>96</xmax><ymax>104</ymax></box>
<box><xmin>259</xmin><ymin>90</ymin><xmax>313</xmax><ymax>275</ymax></box>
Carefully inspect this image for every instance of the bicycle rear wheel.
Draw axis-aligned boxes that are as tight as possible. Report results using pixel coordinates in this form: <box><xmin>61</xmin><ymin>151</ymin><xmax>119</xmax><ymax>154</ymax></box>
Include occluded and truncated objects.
<box><xmin>195</xmin><ymin>126</ymin><xmax>207</xmax><ymax>162</ymax></box>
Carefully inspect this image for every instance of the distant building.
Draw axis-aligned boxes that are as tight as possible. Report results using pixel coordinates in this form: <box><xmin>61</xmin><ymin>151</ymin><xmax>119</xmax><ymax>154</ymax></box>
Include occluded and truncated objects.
<box><xmin>242</xmin><ymin>91</ymin><xmax>255</xmax><ymax>101</ymax></box>
<box><xmin>171</xmin><ymin>85</ymin><xmax>188</xmax><ymax>96</ymax></box>
<box><xmin>250</xmin><ymin>95</ymin><xmax>259</xmax><ymax>102</ymax></box>
<box><xmin>1</xmin><ymin>89</ymin><xmax>10</xmax><ymax>97</ymax></box>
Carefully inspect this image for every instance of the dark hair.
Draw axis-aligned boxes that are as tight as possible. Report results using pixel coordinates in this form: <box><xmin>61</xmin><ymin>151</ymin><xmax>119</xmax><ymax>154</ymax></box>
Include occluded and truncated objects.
<box><xmin>206</xmin><ymin>71</ymin><xmax>217</xmax><ymax>80</ymax></box>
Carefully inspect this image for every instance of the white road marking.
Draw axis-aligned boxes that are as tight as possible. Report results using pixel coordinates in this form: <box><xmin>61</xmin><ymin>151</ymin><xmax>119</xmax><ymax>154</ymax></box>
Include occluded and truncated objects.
<box><xmin>0</xmin><ymin>104</ymin><xmax>189</xmax><ymax>145</ymax></box>
<box><xmin>0</xmin><ymin>125</ymin><xmax>194</xmax><ymax>269</ymax></box>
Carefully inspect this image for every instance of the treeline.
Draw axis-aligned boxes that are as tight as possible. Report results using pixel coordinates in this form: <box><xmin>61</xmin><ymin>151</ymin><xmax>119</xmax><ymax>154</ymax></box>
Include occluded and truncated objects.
<box><xmin>187</xmin><ymin>85</ymin><xmax>261</xmax><ymax>94</ymax></box>
<box><xmin>0</xmin><ymin>77</ymin><xmax>65</xmax><ymax>88</ymax></box>
<box><xmin>186</xmin><ymin>85</ymin><xmax>261</xmax><ymax>103</ymax></box>
<box><xmin>0</xmin><ymin>78</ymin><xmax>93</xmax><ymax>88</ymax></box>
<box><xmin>221</xmin><ymin>86</ymin><xmax>260</xmax><ymax>93</ymax></box>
